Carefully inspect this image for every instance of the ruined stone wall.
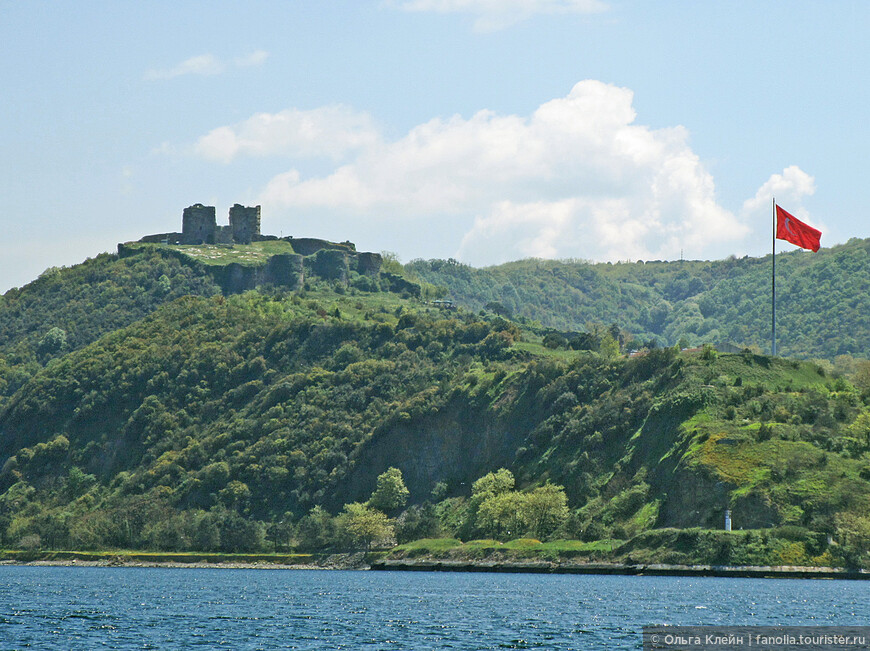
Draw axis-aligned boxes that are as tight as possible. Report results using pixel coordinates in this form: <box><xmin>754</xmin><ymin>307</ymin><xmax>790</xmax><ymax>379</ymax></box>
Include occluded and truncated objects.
<box><xmin>354</xmin><ymin>252</ymin><xmax>383</xmax><ymax>276</ymax></box>
<box><xmin>263</xmin><ymin>253</ymin><xmax>303</xmax><ymax>290</ymax></box>
<box><xmin>308</xmin><ymin>249</ymin><xmax>349</xmax><ymax>282</ymax></box>
<box><xmin>207</xmin><ymin>254</ymin><xmax>304</xmax><ymax>293</ymax></box>
<box><xmin>130</xmin><ymin>203</ymin><xmax>400</xmax><ymax>293</ymax></box>
<box><xmin>213</xmin><ymin>225</ymin><xmax>234</xmax><ymax>244</ymax></box>
<box><xmin>229</xmin><ymin>204</ymin><xmax>261</xmax><ymax>244</ymax></box>
<box><xmin>138</xmin><ymin>232</ymin><xmax>183</xmax><ymax>245</ymax></box>
<box><xmin>287</xmin><ymin>237</ymin><xmax>355</xmax><ymax>256</ymax></box>
<box><xmin>181</xmin><ymin>204</ymin><xmax>216</xmax><ymax>244</ymax></box>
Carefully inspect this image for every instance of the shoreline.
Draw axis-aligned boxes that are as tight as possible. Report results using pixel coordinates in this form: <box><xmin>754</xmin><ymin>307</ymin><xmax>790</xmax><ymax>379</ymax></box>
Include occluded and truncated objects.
<box><xmin>3</xmin><ymin>554</ymin><xmax>869</xmax><ymax>579</ymax></box>
<box><xmin>0</xmin><ymin>551</ymin><xmax>372</xmax><ymax>571</ymax></box>
<box><xmin>370</xmin><ymin>559</ymin><xmax>870</xmax><ymax>580</ymax></box>
<box><xmin>0</xmin><ymin>559</ymin><xmax>333</xmax><ymax>570</ymax></box>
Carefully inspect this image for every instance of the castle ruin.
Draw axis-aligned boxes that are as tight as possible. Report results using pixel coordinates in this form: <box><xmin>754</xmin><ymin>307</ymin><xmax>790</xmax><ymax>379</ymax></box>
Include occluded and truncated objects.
<box><xmin>181</xmin><ymin>203</ymin><xmax>261</xmax><ymax>245</ymax></box>
<box><xmin>125</xmin><ymin>202</ymin><xmax>392</xmax><ymax>295</ymax></box>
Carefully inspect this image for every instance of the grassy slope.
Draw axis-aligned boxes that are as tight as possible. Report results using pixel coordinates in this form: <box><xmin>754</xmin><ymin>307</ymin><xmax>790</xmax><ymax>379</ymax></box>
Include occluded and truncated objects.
<box><xmin>125</xmin><ymin>241</ymin><xmax>300</xmax><ymax>267</ymax></box>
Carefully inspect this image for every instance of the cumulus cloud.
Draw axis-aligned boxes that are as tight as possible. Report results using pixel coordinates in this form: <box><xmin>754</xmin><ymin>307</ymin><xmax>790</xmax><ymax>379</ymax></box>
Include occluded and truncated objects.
<box><xmin>742</xmin><ymin>165</ymin><xmax>816</xmax><ymax>215</ymax></box>
<box><xmin>145</xmin><ymin>50</ymin><xmax>268</xmax><ymax>80</ymax></box>
<box><xmin>389</xmin><ymin>0</ymin><xmax>608</xmax><ymax>31</ymax></box>
<box><xmin>739</xmin><ymin>165</ymin><xmax>821</xmax><ymax>248</ymax></box>
<box><xmin>193</xmin><ymin>106</ymin><xmax>379</xmax><ymax>163</ymax></box>
<box><xmin>259</xmin><ymin>80</ymin><xmax>749</xmax><ymax>265</ymax></box>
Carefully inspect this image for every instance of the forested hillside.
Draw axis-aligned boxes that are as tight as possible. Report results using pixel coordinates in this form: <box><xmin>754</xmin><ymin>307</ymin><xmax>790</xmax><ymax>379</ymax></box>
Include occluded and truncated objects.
<box><xmin>407</xmin><ymin>237</ymin><xmax>870</xmax><ymax>360</ymax></box>
<box><xmin>0</xmin><ymin>242</ymin><xmax>869</xmax><ymax>566</ymax></box>
<box><xmin>0</xmin><ymin>251</ymin><xmax>221</xmax><ymax>412</ymax></box>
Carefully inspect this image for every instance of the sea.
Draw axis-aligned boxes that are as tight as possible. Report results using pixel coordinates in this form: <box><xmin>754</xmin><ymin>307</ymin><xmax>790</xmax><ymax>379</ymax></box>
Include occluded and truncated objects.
<box><xmin>0</xmin><ymin>566</ymin><xmax>867</xmax><ymax>649</ymax></box>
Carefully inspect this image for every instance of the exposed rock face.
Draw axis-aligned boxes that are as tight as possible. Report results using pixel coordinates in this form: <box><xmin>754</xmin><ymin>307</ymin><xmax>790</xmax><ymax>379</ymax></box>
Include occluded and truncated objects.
<box><xmin>655</xmin><ymin>466</ymin><xmax>779</xmax><ymax>530</ymax></box>
<box><xmin>331</xmin><ymin>394</ymin><xmax>525</xmax><ymax>508</ymax></box>
<box><xmin>214</xmin><ymin>263</ymin><xmax>258</xmax><ymax>294</ymax></box>
<box><xmin>263</xmin><ymin>253</ymin><xmax>303</xmax><ymax>290</ymax></box>
<box><xmin>355</xmin><ymin>252</ymin><xmax>383</xmax><ymax>276</ymax></box>
<box><xmin>208</xmin><ymin>254</ymin><xmax>305</xmax><ymax>293</ymax></box>
<box><xmin>309</xmin><ymin>249</ymin><xmax>349</xmax><ymax>282</ymax></box>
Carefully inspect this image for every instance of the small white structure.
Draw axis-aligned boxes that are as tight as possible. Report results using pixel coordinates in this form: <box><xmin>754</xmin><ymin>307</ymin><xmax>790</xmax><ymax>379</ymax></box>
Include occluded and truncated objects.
<box><xmin>724</xmin><ymin>509</ymin><xmax>732</xmax><ymax>532</ymax></box>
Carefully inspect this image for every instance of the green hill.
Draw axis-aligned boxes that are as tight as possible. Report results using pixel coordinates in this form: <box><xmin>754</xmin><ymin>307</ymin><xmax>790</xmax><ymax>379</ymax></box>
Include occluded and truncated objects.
<box><xmin>407</xmin><ymin>237</ymin><xmax>870</xmax><ymax>360</ymax></box>
<box><xmin>0</xmin><ymin>240</ymin><xmax>868</xmax><ymax>566</ymax></box>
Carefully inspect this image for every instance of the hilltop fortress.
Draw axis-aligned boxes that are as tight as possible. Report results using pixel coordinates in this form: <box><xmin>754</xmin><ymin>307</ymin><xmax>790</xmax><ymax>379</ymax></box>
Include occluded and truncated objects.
<box><xmin>137</xmin><ymin>203</ymin><xmax>262</xmax><ymax>246</ymax></box>
<box><xmin>183</xmin><ymin>203</ymin><xmax>261</xmax><ymax>245</ymax></box>
<box><xmin>120</xmin><ymin>203</ymin><xmax>420</xmax><ymax>296</ymax></box>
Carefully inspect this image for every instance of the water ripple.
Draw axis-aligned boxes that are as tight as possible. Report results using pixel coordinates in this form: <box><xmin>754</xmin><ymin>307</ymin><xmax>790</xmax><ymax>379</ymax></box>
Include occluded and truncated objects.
<box><xmin>0</xmin><ymin>567</ymin><xmax>868</xmax><ymax>649</ymax></box>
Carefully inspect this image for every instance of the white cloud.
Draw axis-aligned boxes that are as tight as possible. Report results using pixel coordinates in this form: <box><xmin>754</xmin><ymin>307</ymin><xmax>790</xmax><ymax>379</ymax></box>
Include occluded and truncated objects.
<box><xmin>742</xmin><ymin>165</ymin><xmax>816</xmax><ymax>215</ymax></box>
<box><xmin>145</xmin><ymin>50</ymin><xmax>268</xmax><ymax>80</ymax></box>
<box><xmin>234</xmin><ymin>50</ymin><xmax>269</xmax><ymax>68</ymax></box>
<box><xmin>145</xmin><ymin>54</ymin><xmax>225</xmax><ymax>80</ymax></box>
<box><xmin>258</xmin><ymin>80</ymin><xmax>751</xmax><ymax>265</ymax></box>
<box><xmin>193</xmin><ymin>106</ymin><xmax>380</xmax><ymax>163</ymax></box>
<box><xmin>740</xmin><ymin>165</ymin><xmax>821</xmax><ymax>247</ymax></box>
<box><xmin>389</xmin><ymin>0</ymin><xmax>608</xmax><ymax>31</ymax></box>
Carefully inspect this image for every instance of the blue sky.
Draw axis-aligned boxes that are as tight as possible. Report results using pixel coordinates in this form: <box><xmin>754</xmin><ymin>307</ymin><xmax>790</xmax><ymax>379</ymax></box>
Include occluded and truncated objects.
<box><xmin>2</xmin><ymin>1</ymin><xmax>868</xmax><ymax>292</ymax></box>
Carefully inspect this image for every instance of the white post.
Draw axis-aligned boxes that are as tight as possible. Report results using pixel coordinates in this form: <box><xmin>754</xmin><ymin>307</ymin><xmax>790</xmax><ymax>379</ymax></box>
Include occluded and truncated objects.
<box><xmin>724</xmin><ymin>509</ymin><xmax>732</xmax><ymax>532</ymax></box>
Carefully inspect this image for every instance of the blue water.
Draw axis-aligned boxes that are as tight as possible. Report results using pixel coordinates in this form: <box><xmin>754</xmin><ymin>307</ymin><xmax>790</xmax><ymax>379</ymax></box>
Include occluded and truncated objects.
<box><xmin>0</xmin><ymin>567</ymin><xmax>867</xmax><ymax>649</ymax></box>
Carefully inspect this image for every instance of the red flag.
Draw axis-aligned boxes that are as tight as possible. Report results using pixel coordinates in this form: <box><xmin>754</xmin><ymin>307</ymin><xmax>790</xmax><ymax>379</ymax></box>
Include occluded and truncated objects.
<box><xmin>776</xmin><ymin>205</ymin><xmax>821</xmax><ymax>252</ymax></box>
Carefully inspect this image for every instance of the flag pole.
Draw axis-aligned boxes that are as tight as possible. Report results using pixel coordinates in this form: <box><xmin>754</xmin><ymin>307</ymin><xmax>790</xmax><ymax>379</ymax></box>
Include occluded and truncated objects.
<box><xmin>772</xmin><ymin>197</ymin><xmax>777</xmax><ymax>357</ymax></box>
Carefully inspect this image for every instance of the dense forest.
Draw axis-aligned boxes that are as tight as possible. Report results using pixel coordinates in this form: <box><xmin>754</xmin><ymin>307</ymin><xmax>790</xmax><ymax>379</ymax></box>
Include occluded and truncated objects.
<box><xmin>0</xmin><ymin>240</ymin><xmax>868</xmax><ymax>566</ymax></box>
<box><xmin>407</xmin><ymin>237</ymin><xmax>870</xmax><ymax>360</ymax></box>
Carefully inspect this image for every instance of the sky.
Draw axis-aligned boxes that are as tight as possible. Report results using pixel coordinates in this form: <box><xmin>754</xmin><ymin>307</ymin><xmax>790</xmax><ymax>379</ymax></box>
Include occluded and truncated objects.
<box><xmin>2</xmin><ymin>1</ymin><xmax>868</xmax><ymax>293</ymax></box>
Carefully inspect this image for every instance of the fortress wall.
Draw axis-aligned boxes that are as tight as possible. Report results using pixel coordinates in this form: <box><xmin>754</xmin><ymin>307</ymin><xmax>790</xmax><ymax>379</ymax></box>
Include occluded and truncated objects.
<box><xmin>229</xmin><ymin>204</ymin><xmax>261</xmax><ymax>244</ymax></box>
<box><xmin>181</xmin><ymin>204</ymin><xmax>216</xmax><ymax>244</ymax></box>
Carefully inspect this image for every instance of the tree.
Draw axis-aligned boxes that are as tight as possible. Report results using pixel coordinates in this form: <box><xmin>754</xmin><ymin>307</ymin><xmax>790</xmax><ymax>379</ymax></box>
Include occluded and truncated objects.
<box><xmin>484</xmin><ymin>301</ymin><xmax>512</xmax><ymax>318</ymax></box>
<box><xmin>430</xmin><ymin>481</ymin><xmax>448</xmax><ymax>502</ymax></box>
<box><xmin>368</xmin><ymin>467</ymin><xmax>409</xmax><ymax>513</ymax></box>
<box><xmin>522</xmin><ymin>484</ymin><xmax>570</xmax><ymax>540</ymax></box>
<box><xmin>267</xmin><ymin>514</ymin><xmax>295</xmax><ymax>552</ymax></box>
<box><xmin>380</xmin><ymin>251</ymin><xmax>404</xmax><ymax>275</ymax></box>
<box><xmin>471</xmin><ymin>468</ymin><xmax>514</xmax><ymax>503</ymax></box>
<box><xmin>854</xmin><ymin>360</ymin><xmax>870</xmax><ymax>399</ymax></box>
<box><xmin>296</xmin><ymin>506</ymin><xmax>336</xmax><ymax>551</ymax></box>
<box><xmin>835</xmin><ymin>512</ymin><xmax>870</xmax><ymax>567</ymax></box>
<box><xmin>214</xmin><ymin>509</ymin><xmax>266</xmax><ymax>553</ymax></box>
<box><xmin>394</xmin><ymin>503</ymin><xmax>440</xmax><ymax>544</ymax></box>
<box><xmin>219</xmin><ymin>480</ymin><xmax>252</xmax><ymax>512</ymax></box>
<box><xmin>36</xmin><ymin>327</ymin><xmax>68</xmax><ymax>362</ymax></box>
<box><xmin>598</xmin><ymin>332</ymin><xmax>619</xmax><ymax>358</ymax></box>
<box><xmin>476</xmin><ymin>492</ymin><xmax>527</xmax><ymax>540</ymax></box>
<box><xmin>337</xmin><ymin>502</ymin><xmax>394</xmax><ymax>551</ymax></box>
<box><xmin>543</xmin><ymin>332</ymin><xmax>567</xmax><ymax>349</ymax></box>
<box><xmin>570</xmin><ymin>332</ymin><xmax>597</xmax><ymax>351</ymax></box>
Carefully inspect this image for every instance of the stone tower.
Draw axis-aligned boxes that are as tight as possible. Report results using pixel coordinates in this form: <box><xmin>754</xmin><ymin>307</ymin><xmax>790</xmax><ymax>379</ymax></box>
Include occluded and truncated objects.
<box><xmin>229</xmin><ymin>204</ymin><xmax>261</xmax><ymax>244</ymax></box>
<box><xmin>182</xmin><ymin>204</ymin><xmax>217</xmax><ymax>244</ymax></box>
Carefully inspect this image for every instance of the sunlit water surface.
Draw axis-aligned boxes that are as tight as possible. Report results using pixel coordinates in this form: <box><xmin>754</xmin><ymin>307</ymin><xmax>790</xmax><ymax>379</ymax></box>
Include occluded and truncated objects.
<box><xmin>0</xmin><ymin>567</ymin><xmax>866</xmax><ymax>649</ymax></box>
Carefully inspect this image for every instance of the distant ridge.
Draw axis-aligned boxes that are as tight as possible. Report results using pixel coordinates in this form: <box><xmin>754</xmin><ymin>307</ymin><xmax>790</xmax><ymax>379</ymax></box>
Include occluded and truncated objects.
<box><xmin>408</xmin><ymin>237</ymin><xmax>870</xmax><ymax>360</ymax></box>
